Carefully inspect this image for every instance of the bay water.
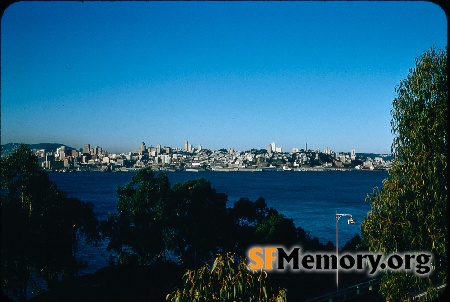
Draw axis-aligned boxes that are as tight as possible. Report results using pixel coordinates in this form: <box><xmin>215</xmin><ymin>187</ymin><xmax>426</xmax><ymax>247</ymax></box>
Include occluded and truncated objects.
<box><xmin>48</xmin><ymin>170</ymin><xmax>387</xmax><ymax>274</ymax></box>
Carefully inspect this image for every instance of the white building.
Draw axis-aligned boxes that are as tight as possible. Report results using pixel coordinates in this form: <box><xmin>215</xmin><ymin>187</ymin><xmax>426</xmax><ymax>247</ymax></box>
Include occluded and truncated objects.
<box><xmin>271</xmin><ymin>142</ymin><xmax>276</xmax><ymax>152</ymax></box>
<box><xmin>159</xmin><ymin>154</ymin><xmax>172</xmax><ymax>164</ymax></box>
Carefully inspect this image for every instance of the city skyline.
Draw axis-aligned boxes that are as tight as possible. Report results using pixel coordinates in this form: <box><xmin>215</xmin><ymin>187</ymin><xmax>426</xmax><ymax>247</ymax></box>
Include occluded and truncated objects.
<box><xmin>0</xmin><ymin>139</ymin><xmax>391</xmax><ymax>156</ymax></box>
<box><xmin>1</xmin><ymin>1</ymin><xmax>447</xmax><ymax>154</ymax></box>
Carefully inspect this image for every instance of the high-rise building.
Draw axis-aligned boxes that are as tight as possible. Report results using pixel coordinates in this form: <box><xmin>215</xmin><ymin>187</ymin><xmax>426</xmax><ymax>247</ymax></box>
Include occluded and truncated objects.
<box><xmin>139</xmin><ymin>142</ymin><xmax>146</xmax><ymax>152</ymax></box>
<box><xmin>83</xmin><ymin>144</ymin><xmax>90</xmax><ymax>154</ymax></box>
<box><xmin>156</xmin><ymin>144</ymin><xmax>161</xmax><ymax>155</ymax></box>
<box><xmin>351</xmin><ymin>149</ymin><xmax>356</xmax><ymax>160</ymax></box>
<box><xmin>267</xmin><ymin>144</ymin><xmax>272</xmax><ymax>154</ymax></box>
<box><xmin>184</xmin><ymin>140</ymin><xmax>189</xmax><ymax>151</ymax></box>
<box><xmin>94</xmin><ymin>146</ymin><xmax>102</xmax><ymax>155</ymax></box>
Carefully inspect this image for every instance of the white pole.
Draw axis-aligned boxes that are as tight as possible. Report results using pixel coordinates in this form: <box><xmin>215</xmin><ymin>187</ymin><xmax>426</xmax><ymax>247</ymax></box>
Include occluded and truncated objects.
<box><xmin>336</xmin><ymin>210</ymin><xmax>339</xmax><ymax>291</ymax></box>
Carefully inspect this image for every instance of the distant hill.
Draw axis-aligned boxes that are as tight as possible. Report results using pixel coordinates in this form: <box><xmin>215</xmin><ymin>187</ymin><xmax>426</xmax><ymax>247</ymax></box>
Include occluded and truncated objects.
<box><xmin>1</xmin><ymin>143</ymin><xmax>76</xmax><ymax>157</ymax></box>
<box><xmin>356</xmin><ymin>153</ymin><xmax>393</xmax><ymax>161</ymax></box>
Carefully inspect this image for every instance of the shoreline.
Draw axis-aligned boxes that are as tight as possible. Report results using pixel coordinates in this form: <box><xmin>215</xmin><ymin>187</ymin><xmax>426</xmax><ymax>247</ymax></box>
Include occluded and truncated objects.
<box><xmin>47</xmin><ymin>167</ymin><xmax>388</xmax><ymax>173</ymax></box>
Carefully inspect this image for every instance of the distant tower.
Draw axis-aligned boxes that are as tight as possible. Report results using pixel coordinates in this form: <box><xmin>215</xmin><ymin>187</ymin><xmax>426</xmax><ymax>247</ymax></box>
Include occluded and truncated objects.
<box><xmin>271</xmin><ymin>142</ymin><xmax>276</xmax><ymax>152</ymax></box>
<box><xmin>306</xmin><ymin>142</ymin><xmax>308</xmax><ymax>152</ymax></box>
<box><xmin>83</xmin><ymin>144</ymin><xmax>90</xmax><ymax>154</ymax></box>
<box><xmin>351</xmin><ymin>149</ymin><xmax>356</xmax><ymax>160</ymax></box>
<box><xmin>156</xmin><ymin>144</ymin><xmax>161</xmax><ymax>155</ymax></box>
<box><xmin>184</xmin><ymin>140</ymin><xmax>189</xmax><ymax>151</ymax></box>
<box><xmin>267</xmin><ymin>143</ymin><xmax>272</xmax><ymax>154</ymax></box>
<box><xmin>138</xmin><ymin>142</ymin><xmax>146</xmax><ymax>155</ymax></box>
<box><xmin>95</xmin><ymin>146</ymin><xmax>102</xmax><ymax>155</ymax></box>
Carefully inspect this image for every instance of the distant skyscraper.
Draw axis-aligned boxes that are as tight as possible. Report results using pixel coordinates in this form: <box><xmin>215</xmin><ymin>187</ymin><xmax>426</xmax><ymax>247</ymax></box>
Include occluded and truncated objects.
<box><xmin>271</xmin><ymin>142</ymin><xmax>276</xmax><ymax>152</ymax></box>
<box><xmin>351</xmin><ymin>149</ymin><xmax>356</xmax><ymax>160</ymax></box>
<box><xmin>83</xmin><ymin>144</ymin><xmax>90</xmax><ymax>154</ymax></box>
<box><xmin>139</xmin><ymin>142</ymin><xmax>146</xmax><ymax>152</ymax></box>
<box><xmin>267</xmin><ymin>144</ymin><xmax>272</xmax><ymax>153</ymax></box>
<box><xmin>184</xmin><ymin>140</ymin><xmax>189</xmax><ymax>151</ymax></box>
<box><xmin>94</xmin><ymin>146</ymin><xmax>102</xmax><ymax>155</ymax></box>
<box><xmin>156</xmin><ymin>144</ymin><xmax>161</xmax><ymax>155</ymax></box>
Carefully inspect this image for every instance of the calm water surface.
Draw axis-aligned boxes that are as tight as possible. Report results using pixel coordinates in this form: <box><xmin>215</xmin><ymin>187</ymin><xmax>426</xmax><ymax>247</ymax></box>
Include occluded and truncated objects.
<box><xmin>48</xmin><ymin>170</ymin><xmax>387</xmax><ymax>274</ymax></box>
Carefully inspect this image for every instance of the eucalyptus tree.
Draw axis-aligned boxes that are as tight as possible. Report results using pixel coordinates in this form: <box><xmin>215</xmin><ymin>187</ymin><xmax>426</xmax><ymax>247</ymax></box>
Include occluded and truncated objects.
<box><xmin>361</xmin><ymin>47</ymin><xmax>447</xmax><ymax>301</ymax></box>
<box><xmin>166</xmin><ymin>253</ymin><xmax>287</xmax><ymax>302</ymax></box>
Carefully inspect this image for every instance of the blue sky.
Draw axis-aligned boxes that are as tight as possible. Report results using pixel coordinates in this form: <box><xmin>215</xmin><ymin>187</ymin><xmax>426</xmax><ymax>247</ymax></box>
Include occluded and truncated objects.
<box><xmin>1</xmin><ymin>1</ymin><xmax>447</xmax><ymax>154</ymax></box>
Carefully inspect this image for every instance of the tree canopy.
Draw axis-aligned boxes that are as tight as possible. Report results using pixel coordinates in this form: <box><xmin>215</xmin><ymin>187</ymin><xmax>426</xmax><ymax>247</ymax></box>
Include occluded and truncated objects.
<box><xmin>1</xmin><ymin>145</ymin><xmax>100</xmax><ymax>301</ymax></box>
<box><xmin>361</xmin><ymin>47</ymin><xmax>447</xmax><ymax>301</ymax></box>
<box><xmin>102</xmin><ymin>168</ymin><xmax>333</xmax><ymax>270</ymax></box>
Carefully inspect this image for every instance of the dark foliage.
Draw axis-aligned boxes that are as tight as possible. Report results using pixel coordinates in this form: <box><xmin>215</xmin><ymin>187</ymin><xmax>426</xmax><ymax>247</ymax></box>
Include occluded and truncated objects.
<box><xmin>102</xmin><ymin>168</ymin><xmax>337</xmax><ymax>270</ymax></box>
<box><xmin>1</xmin><ymin>145</ymin><xmax>100</xmax><ymax>301</ymax></box>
